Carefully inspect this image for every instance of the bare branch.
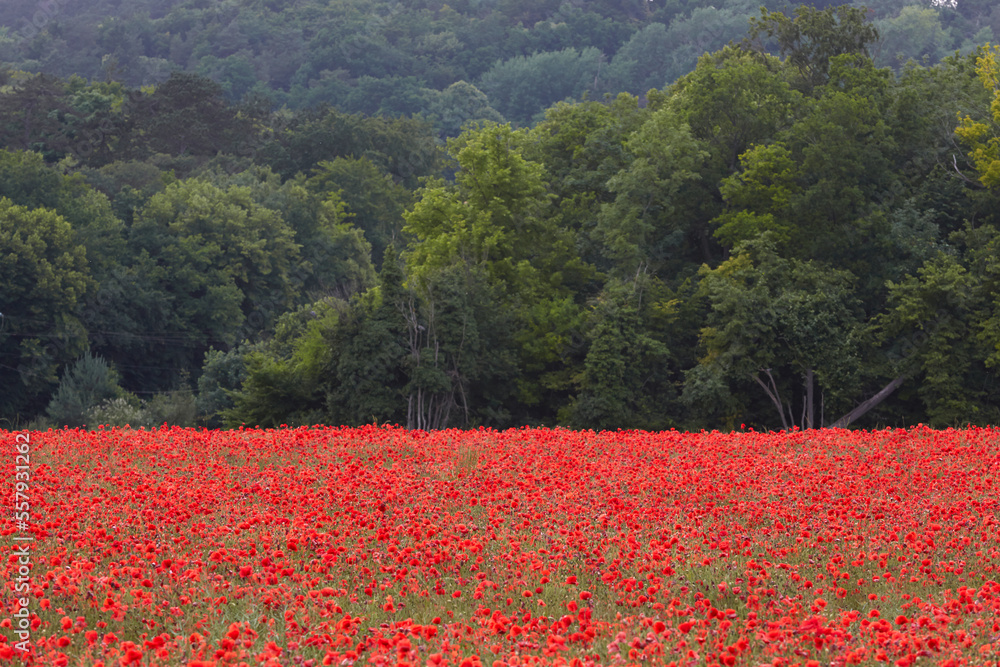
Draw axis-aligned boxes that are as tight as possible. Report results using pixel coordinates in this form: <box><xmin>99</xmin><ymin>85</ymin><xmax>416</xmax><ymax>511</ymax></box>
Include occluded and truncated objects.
<box><xmin>952</xmin><ymin>154</ymin><xmax>986</xmax><ymax>189</ymax></box>
<box><xmin>830</xmin><ymin>375</ymin><xmax>907</xmax><ymax>428</ymax></box>
<box><xmin>753</xmin><ymin>369</ymin><xmax>790</xmax><ymax>430</ymax></box>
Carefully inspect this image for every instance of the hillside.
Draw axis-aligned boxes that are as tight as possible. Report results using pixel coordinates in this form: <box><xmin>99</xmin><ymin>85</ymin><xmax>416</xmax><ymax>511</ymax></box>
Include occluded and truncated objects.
<box><xmin>1</xmin><ymin>0</ymin><xmax>997</xmax><ymax>129</ymax></box>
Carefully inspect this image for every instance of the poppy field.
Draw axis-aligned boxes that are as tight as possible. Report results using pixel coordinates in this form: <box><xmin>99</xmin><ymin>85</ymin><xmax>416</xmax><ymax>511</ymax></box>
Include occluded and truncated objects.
<box><xmin>2</xmin><ymin>425</ymin><xmax>999</xmax><ymax>666</ymax></box>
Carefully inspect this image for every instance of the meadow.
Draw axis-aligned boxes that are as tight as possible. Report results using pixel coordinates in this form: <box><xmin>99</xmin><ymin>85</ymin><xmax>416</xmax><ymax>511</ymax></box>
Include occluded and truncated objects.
<box><xmin>1</xmin><ymin>425</ymin><xmax>998</xmax><ymax>666</ymax></box>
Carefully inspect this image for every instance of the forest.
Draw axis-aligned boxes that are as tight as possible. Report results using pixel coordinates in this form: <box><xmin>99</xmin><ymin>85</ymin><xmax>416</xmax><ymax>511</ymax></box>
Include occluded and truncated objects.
<box><xmin>2</xmin><ymin>1</ymin><xmax>1000</xmax><ymax>431</ymax></box>
<box><xmin>1</xmin><ymin>0</ymin><xmax>998</xmax><ymax>127</ymax></box>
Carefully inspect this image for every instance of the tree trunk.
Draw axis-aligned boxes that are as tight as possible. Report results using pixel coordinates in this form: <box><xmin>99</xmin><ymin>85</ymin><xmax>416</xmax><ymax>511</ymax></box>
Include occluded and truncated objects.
<box><xmin>754</xmin><ymin>368</ymin><xmax>789</xmax><ymax>430</ymax></box>
<box><xmin>830</xmin><ymin>375</ymin><xmax>906</xmax><ymax>428</ymax></box>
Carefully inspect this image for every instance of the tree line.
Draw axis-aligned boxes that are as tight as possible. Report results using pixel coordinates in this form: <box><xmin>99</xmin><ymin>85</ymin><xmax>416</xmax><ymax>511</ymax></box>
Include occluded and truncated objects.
<box><xmin>1</xmin><ymin>0</ymin><xmax>997</xmax><ymax>130</ymax></box>
<box><xmin>3</xmin><ymin>5</ymin><xmax>1000</xmax><ymax>430</ymax></box>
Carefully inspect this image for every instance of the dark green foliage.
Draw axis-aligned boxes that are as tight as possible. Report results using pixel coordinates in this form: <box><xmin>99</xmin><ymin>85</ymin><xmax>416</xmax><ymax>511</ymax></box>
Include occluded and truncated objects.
<box><xmin>224</xmin><ymin>350</ymin><xmax>325</xmax><ymax>428</ymax></box>
<box><xmin>130</xmin><ymin>72</ymin><xmax>246</xmax><ymax>158</ymax></box>
<box><xmin>594</xmin><ymin>105</ymin><xmax>713</xmax><ymax>277</ymax></box>
<box><xmin>0</xmin><ymin>150</ymin><xmax>126</xmax><ymax>282</ymax></box>
<box><xmin>256</xmin><ymin>105</ymin><xmax>441</xmax><ymax>188</ymax></box>
<box><xmin>875</xmin><ymin>7</ymin><xmax>953</xmax><ymax>69</ymax></box>
<box><xmin>128</xmin><ymin>177</ymin><xmax>299</xmax><ymax>338</ymax></box>
<box><xmin>306</xmin><ymin>158</ymin><xmax>413</xmax><ymax>268</ymax></box>
<box><xmin>0</xmin><ymin>196</ymin><xmax>91</xmax><ymax>419</ymax></box>
<box><xmin>671</xmin><ymin>46</ymin><xmax>802</xmax><ymax>174</ymax></box>
<box><xmin>745</xmin><ymin>5</ymin><xmax>880</xmax><ymax>93</ymax></box>
<box><xmin>602</xmin><ymin>8</ymin><xmax>751</xmax><ymax>95</ymax></box>
<box><xmin>223</xmin><ymin>302</ymin><xmax>339</xmax><ymax>428</ymax></box>
<box><xmin>326</xmin><ymin>246</ymin><xmax>410</xmax><ymax>426</ymax></box>
<box><xmin>421</xmin><ymin>82</ymin><xmax>506</xmax><ymax>139</ymax></box>
<box><xmin>0</xmin><ymin>0</ymin><xmax>992</xmax><ymax>138</ymax></box>
<box><xmin>568</xmin><ymin>280</ymin><xmax>673</xmax><ymax>431</ymax></box>
<box><xmin>402</xmin><ymin>262</ymin><xmax>519</xmax><ymax>429</ymax></box>
<box><xmin>477</xmin><ymin>48</ymin><xmax>604</xmax><ymax>126</ymax></box>
<box><xmin>875</xmin><ymin>226</ymin><xmax>1000</xmax><ymax>427</ymax></box>
<box><xmin>683</xmin><ymin>236</ymin><xmax>865</xmax><ymax>430</ymax></box>
<box><xmin>197</xmin><ymin>346</ymin><xmax>250</xmax><ymax>427</ymax></box>
<box><xmin>45</xmin><ymin>354</ymin><xmax>127</xmax><ymax>427</ymax></box>
<box><xmin>0</xmin><ymin>73</ymin><xmax>72</xmax><ymax>158</ymax></box>
<box><xmin>144</xmin><ymin>384</ymin><xmax>198</xmax><ymax>427</ymax></box>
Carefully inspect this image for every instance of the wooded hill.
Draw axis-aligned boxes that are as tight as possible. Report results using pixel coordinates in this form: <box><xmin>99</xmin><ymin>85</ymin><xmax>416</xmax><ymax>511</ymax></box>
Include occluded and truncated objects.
<box><xmin>2</xmin><ymin>4</ymin><xmax>1000</xmax><ymax>431</ymax></box>
<box><xmin>1</xmin><ymin>0</ymin><xmax>998</xmax><ymax>129</ymax></box>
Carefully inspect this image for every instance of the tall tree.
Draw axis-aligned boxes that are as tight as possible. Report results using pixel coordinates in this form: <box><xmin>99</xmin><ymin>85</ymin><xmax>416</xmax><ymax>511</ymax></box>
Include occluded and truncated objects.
<box><xmin>404</xmin><ymin>122</ymin><xmax>588</xmax><ymax>422</ymax></box>
<box><xmin>744</xmin><ymin>4</ymin><xmax>880</xmax><ymax>93</ymax></box>
<box><xmin>129</xmin><ymin>72</ymin><xmax>244</xmax><ymax>157</ymax></box>
<box><xmin>594</xmin><ymin>105</ymin><xmax>712</xmax><ymax>276</ymax></box>
<box><xmin>567</xmin><ymin>278</ymin><xmax>672</xmax><ymax>431</ymax></box>
<box><xmin>682</xmin><ymin>235</ymin><xmax>864</xmax><ymax>430</ymax></box>
<box><xmin>0</xmin><ymin>198</ymin><xmax>91</xmax><ymax>421</ymax></box>
<box><xmin>306</xmin><ymin>157</ymin><xmax>413</xmax><ymax>268</ymax></box>
<box><xmin>326</xmin><ymin>245</ymin><xmax>411</xmax><ymax>426</ymax></box>
<box><xmin>711</xmin><ymin>54</ymin><xmax>900</xmax><ymax>293</ymax></box>
<box><xmin>670</xmin><ymin>46</ymin><xmax>803</xmax><ymax>174</ymax></box>
<box><xmin>875</xmin><ymin>225</ymin><xmax>1000</xmax><ymax>427</ymax></box>
<box><xmin>0</xmin><ymin>72</ymin><xmax>72</xmax><ymax>157</ymax></box>
<box><xmin>116</xmin><ymin>178</ymin><xmax>301</xmax><ymax>390</ymax></box>
<box><xmin>477</xmin><ymin>48</ymin><xmax>604</xmax><ymax>126</ymax></box>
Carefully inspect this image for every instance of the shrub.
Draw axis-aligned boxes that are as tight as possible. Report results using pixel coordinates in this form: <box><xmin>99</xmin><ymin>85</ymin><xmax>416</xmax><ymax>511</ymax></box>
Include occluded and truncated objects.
<box><xmin>45</xmin><ymin>354</ymin><xmax>128</xmax><ymax>427</ymax></box>
<box><xmin>85</xmin><ymin>397</ymin><xmax>148</xmax><ymax>428</ymax></box>
<box><xmin>144</xmin><ymin>386</ymin><xmax>198</xmax><ymax>427</ymax></box>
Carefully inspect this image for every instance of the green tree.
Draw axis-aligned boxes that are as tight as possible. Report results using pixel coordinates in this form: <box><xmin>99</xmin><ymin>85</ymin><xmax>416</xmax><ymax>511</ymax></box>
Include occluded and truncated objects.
<box><xmin>657</xmin><ymin>7</ymin><xmax>755</xmax><ymax>88</ymax></box>
<box><xmin>405</xmin><ymin>122</ymin><xmax>588</xmax><ymax>422</ymax></box>
<box><xmin>129</xmin><ymin>71</ymin><xmax>244</xmax><ymax>157</ymax></box>
<box><xmin>956</xmin><ymin>44</ymin><xmax>1000</xmax><ymax>188</ymax></box>
<box><xmin>670</xmin><ymin>46</ymin><xmax>803</xmax><ymax>173</ymax></box>
<box><xmin>259</xmin><ymin>105</ymin><xmax>440</xmax><ymax>188</ymax></box>
<box><xmin>0</xmin><ymin>72</ymin><xmax>71</xmax><ymax>157</ymax></box>
<box><xmin>0</xmin><ymin>150</ymin><xmax>126</xmax><ymax>281</ymax></box>
<box><xmin>602</xmin><ymin>23</ymin><xmax>675</xmax><ymax>96</ymax></box>
<box><xmin>0</xmin><ymin>197</ymin><xmax>90</xmax><ymax>420</ymax></box>
<box><xmin>886</xmin><ymin>51</ymin><xmax>990</xmax><ymax>239</ymax></box>
<box><xmin>61</xmin><ymin>82</ymin><xmax>154</xmax><ymax>168</ymax></box>
<box><xmin>682</xmin><ymin>235</ymin><xmax>864</xmax><ymax>430</ymax></box>
<box><xmin>711</xmin><ymin>54</ymin><xmax>899</xmax><ymax>284</ymax></box>
<box><xmin>567</xmin><ymin>279</ymin><xmax>672</xmax><ymax>430</ymax></box>
<box><xmin>132</xmin><ymin>178</ymin><xmax>301</xmax><ymax>320</ymax></box>
<box><xmin>401</xmin><ymin>261</ymin><xmax>519</xmax><ymax>429</ymax></box>
<box><xmin>876</xmin><ymin>226</ymin><xmax>1000</xmax><ymax>426</ymax></box>
<box><xmin>477</xmin><ymin>47</ymin><xmax>604</xmax><ymax>126</ymax></box>
<box><xmin>223</xmin><ymin>301</ymin><xmax>340</xmax><ymax>428</ymax></box>
<box><xmin>45</xmin><ymin>354</ymin><xmax>129</xmax><ymax>428</ymax></box>
<box><xmin>594</xmin><ymin>106</ymin><xmax>712</xmax><ymax>277</ymax></box>
<box><xmin>259</xmin><ymin>177</ymin><xmax>376</xmax><ymax>301</ymax></box>
<box><xmin>524</xmin><ymin>94</ymin><xmax>648</xmax><ymax>272</ymax></box>
<box><xmin>876</xmin><ymin>6</ymin><xmax>953</xmax><ymax>69</ymax></box>
<box><xmin>196</xmin><ymin>345</ymin><xmax>250</xmax><ymax>427</ymax></box>
<box><xmin>421</xmin><ymin>81</ymin><xmax>505</xmax><ymax>137</ymax></box>
<box><xmin>120</xmin><ymin>178</ymin><xmax>301</xmax><ymax>389</ymax></box>
<box><xmin>341</xmin><ymin>76</ymin><xmax>430</xmax><ymax>117</ymax></box>
<box><xmin>78</xmin><ymin>159</ymin><xmax>170</xmax><ymax>225</ymax></box>
<box><xmin>404</xmin><ymin>123</ymin><xmax>555</xmax><ymax>292</ymax></box>
<box><xmin>745</xmin><ymin>4</ymin><xmax>880</xmax><ymax>93</ymax></box>
<box><xmin>326</xmin><ymin>245</ymin><xmax>410</xmax><ymax>426</ymax></box>
<box><xmin>222</xmin><ymin>247</ymin><xmax>409</xmax><ymax>429</ymax></box>
<box><xmin>180</xmin><ymin>164</ymin><xmax>376</xmax><ymax>301</ymax></box>
<box><xmin>306</xmin><ymin>157</ymin><xmax>413</xmax><ymax>268</ymax></box>
<box><xmin>196</xmin><ymin>53</ymin><xmax>259</xmax><ymax>100</ymax></box>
